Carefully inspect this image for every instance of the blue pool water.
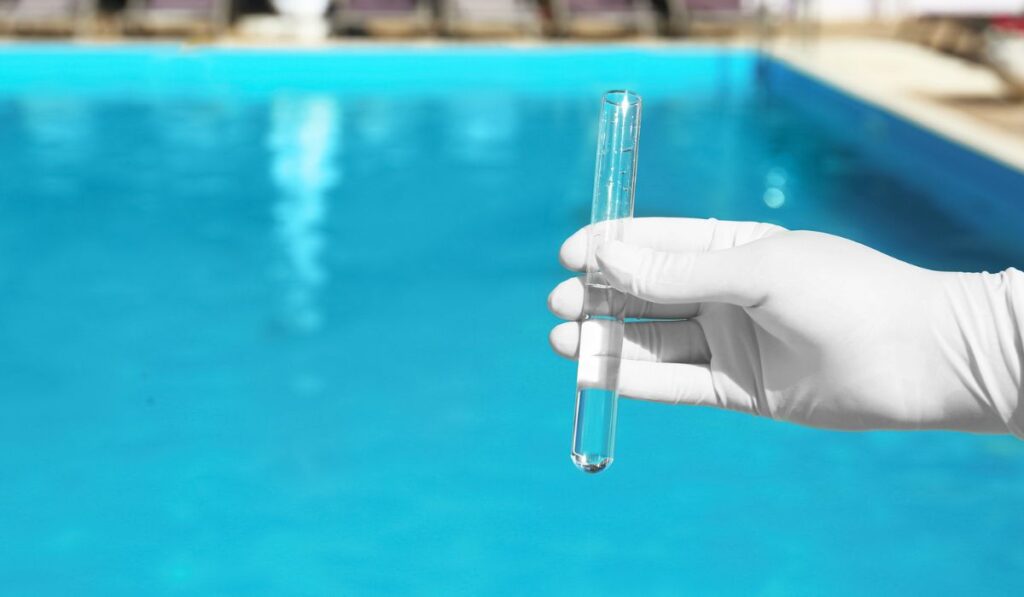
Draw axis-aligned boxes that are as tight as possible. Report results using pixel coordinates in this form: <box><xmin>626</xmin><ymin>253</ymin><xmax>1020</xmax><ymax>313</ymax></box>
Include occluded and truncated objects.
<box><xmin>1</xmin><ymin>46</ymin><xmax>1023</xmax><ymax>595</ymax></box>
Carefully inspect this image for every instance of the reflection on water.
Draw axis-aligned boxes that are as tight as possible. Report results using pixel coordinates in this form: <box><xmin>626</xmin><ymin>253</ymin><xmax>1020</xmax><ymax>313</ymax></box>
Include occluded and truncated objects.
<box><xmin>446</xmin><ymin>95</ymin><xmax>518</xmax><ymax>165</ymax></box>
<box><xmin>267</xmin><ymin>95</ymin><xmax>341</xmax><ymax>333</ymax></box>
<box><xmin>763</xmin><ymin>165</ymin><xmax>788</xmax><ymax>209</ymax></box>
<box><xmin>16</xmin><ymin>98</ymin><xmax>94</xmax><ymax>198</ymax></box>
<box><xmin>17</xmin><ymin>98</ymin><xmax>94</xmax><ymax>150</ymax></box>
<box><xmin>352</xmin><ymin>100</ymin><xmax>402</xmax><ymax>148</ymax></box>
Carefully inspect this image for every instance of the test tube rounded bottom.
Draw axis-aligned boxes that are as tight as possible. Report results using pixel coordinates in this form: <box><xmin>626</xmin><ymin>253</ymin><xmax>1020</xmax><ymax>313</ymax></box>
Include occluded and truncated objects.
<box><xmin>571</xmin><ymin>387</ymin><xmax>618</xmax><ymax>474</ymax></box>
<box><xmin>571</xmin><ymin>453</ymin><xmax>613</xmax><ymax>474</ymax></box>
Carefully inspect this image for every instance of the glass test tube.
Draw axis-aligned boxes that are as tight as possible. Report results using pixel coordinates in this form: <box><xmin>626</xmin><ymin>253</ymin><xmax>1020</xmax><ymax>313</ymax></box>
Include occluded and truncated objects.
<box><xmin>571</xmin><ymin>90</ymin><xmax>642</xmax><ymax>473</ymax></box>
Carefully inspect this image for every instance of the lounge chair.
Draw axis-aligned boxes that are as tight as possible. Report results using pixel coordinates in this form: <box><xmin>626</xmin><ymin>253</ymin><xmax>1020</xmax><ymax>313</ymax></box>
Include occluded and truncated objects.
<box><xmin>125</xmin><ymin>0</ymin><xmax>230</xmax><ymax>36</ymax></box>
<box><xmin>332</xmin><ymin>0</ymin><xmax>434</xmax><ymax>36</ymax></box>
<box><xmin>899</xmin><ymin>6</ymin><xmax>1021</xmax><ymax>61</ymax></box>
<box><xmin>663</xmin><ymin>0</ymin><xmax>745</xmax><ymax>37</ymax></box>
<box><xmin>550</xmin><ymin>0</ymin><xmax>657</xmax><ymax>37</ymax></box>
<box><xmin>0</xmin><ymin>0</ymin><xmax>14</xmax><ymax>33</ymax></box>
<box><xmin>3</xmin><ymin>0</ymin><xmax>96</xmax><ymax>35</ymax></box>
<box><xmin>985</xmin><ymin>16</ymin><xmax>1024</xmax><ymax>99</ymax></box>
<box><xmin>897</xmin><ymin>10</ymin><xmax>1024</xmax><ymax>100</ymax></box>
<box><xmin>439</xmin><ymin>0</ymin><xmax>541</xmax><ymax>37</ymax></box>
<box><xmin>927</xmin><ymin>14</ymin><xmax>993</xmax><ymax>61</ymax></box>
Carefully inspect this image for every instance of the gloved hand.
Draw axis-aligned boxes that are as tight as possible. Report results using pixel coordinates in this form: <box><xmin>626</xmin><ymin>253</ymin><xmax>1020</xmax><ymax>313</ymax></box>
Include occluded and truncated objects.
<box><xmin>548</xmin><ymin>217</ymin><xmax>1024</xmax><ymax>436</ymax></box>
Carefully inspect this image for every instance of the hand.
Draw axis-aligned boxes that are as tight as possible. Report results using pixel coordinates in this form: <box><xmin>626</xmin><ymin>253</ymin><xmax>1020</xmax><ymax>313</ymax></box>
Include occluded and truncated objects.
<box><xmin>548</xmin><ymin>217</ymin><xmax>1024</xmax><ymax>436</ymax></box>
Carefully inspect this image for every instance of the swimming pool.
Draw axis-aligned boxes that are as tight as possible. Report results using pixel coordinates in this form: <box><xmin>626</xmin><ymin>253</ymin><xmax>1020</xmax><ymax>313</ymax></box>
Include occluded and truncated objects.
<box><xmin>1</xmin><ymin>45</ymin><xmax>1023</xmax><ymax>595</ymax></box>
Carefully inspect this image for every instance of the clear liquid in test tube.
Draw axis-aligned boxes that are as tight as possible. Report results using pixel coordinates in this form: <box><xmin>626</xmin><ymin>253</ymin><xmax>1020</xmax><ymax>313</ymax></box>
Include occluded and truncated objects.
<box><xmin>571</xmin><ymin>90</ymin><xmax>642</xmax><ymax>473</ymax></box>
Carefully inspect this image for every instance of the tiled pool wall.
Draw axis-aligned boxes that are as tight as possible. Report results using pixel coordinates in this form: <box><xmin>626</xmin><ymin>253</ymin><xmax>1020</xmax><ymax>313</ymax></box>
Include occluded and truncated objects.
<box><xmin>760</xmin><ymin>57</ymin><xmax>1024</xmax><ymax>236</ymax></box>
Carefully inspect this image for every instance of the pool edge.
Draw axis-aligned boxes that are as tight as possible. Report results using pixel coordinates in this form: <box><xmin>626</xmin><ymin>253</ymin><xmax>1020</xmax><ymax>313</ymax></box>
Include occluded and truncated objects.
<box><xmin>770</xmin><ymin>39</ymin><xmax>1024</xmax><ymax>176</ymax></box>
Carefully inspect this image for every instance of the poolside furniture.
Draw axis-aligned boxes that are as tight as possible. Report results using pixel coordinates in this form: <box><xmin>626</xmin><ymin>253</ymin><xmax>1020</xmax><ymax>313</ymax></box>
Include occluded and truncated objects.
<box><xmin>985</xmin><ymin>17</ymin><xmax>1024</xmax><ymax>99</ymax></box>
<box><xmin>925</xmin><ymin>14</ymin><xmax>994</xmax><ymax>61</ymax></box>
<box><xmin>332</xmin><ymin>0</ymin><xmax>434</xmax><ymax>36</ymax></box>
<box><xmin>899</xmin><ymin>6</ymin><xmax>1022</xmax><ymax>62</ymax></box>
<box><xmin>125</xmin><ymin>0</ymin><xmax>230</xmax><ymax>36</ymax></box>
<box><xmin>272</xmin><ymin>0</ymin><xmax>330</xmax><ymax>18</ymax></box>
<box><xmin>550</xmin><ymin>0</ymin><xmax>657</xmax><ymax>37</ymax></box>
<box><xmin>0</xmin><ymin>0</ymin><xmax>14</xmax><ymax>33</ymax></box>
<box><xmin>439</xmin><ymin>0</ymin><xmax>541</xmax><ymax>37</ymax></box>
<box><xmin>662</xmin><ymin>0</ymin><xmax>745</xmax><ymax>37</ymax></box>
<box><xmin>234</xmin><ymin>0</ymin><xmax>331</xmax><ymax>40</ymax></box>
<box><xmin>897</xmin><ymin>10</ymin><xmax>1024</xmax><ymax>100</ymax></box>
<box><xmin>2</xmin><ymin>0</ymin><xmax>96</xmax><ymax>35</ymax></box>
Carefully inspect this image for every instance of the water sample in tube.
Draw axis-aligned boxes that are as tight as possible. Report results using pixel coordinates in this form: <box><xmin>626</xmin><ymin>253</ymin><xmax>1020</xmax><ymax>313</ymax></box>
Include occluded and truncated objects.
<box><xmin>571</xmin><ymin>90</ymin><xmax>642</xmax><ymax>473</ymax></box>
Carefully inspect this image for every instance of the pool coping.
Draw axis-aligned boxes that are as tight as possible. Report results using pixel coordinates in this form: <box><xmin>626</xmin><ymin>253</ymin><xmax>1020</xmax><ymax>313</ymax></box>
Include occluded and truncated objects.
<box><xmin>769</xmin><ymin>37</ymin><xmax>1024</xmax><ymax>175</ymax></box>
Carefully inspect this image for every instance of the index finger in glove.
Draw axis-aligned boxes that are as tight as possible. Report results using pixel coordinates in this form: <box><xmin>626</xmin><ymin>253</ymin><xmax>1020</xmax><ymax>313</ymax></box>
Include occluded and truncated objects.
<box><xmin>560</xmin><ymin>217</ymin><xmax>784</xmax><ymax>273</ymax></box>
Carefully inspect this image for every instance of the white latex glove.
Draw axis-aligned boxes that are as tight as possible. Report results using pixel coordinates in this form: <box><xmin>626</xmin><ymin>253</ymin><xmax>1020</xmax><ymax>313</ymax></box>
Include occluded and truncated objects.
<box><xmin>548</xmin><ymin>218</ymin><xmax>1024</xmax><ymax>436</ymax></box>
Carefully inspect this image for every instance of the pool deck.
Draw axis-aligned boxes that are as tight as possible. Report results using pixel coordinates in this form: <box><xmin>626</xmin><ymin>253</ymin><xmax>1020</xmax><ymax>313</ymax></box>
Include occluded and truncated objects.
<box><xmin>769</xmin><ymin>36</ymin><xmax>1024</xmax><ymax>174</ymax></box>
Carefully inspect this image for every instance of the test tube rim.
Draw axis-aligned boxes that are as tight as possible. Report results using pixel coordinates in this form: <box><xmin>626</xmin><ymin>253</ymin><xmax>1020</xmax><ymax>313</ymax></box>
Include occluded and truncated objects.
<box><xmin>601</xmin><ymin>90</ymin><xmax>642</xmax><ymax>108</ymax></box>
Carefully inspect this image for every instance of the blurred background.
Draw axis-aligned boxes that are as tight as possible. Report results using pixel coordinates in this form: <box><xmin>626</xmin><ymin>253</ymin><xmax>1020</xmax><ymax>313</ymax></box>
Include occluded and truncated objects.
<box><xmin>0</xmin><ymin>1</ymin><xmax>1021</xmax><ymax>44</ymax></box>
<box><xmin>1</xmin><ymin>1</ymin><xmax>1023</xmax><ymax>595</ymax></box>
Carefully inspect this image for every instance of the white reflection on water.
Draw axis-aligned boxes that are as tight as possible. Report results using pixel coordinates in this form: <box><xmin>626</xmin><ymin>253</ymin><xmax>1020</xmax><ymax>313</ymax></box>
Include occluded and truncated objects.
<box><xmin>18</xmin><ymin>98</ymin><xmax>94</xmax><ymax>149</ymax></box>
<box><xmin>353</xmin><ymin>100</ymin><xmax>401</xmax><ymax>148</ymax></box>
<box><xmin>17</xmin><ymin>98</ymin><xmax>94</xmax><ymax>197</ymax></box>
<box><xmin>267</xmin><ymin>96</ymin><xmax>341</xmax><ymax>333</ymax></box>
<box><xmin>446</xmin><ymin>94</ymin><xmax>517</xmax><ymax>165</ymax></box>
<box><xmin>763</xmin><ymin>166</ymin><xmax>788</xmax><ymax>209</ymax></box>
